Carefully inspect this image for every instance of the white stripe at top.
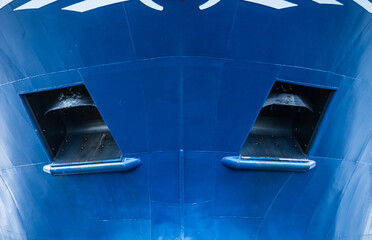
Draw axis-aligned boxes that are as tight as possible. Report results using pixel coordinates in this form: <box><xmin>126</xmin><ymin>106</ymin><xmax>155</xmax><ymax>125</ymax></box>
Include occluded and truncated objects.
<box><xmin>312</xmin><ymin>0</ymin><xmax>343</xmax><ymax>5</ymax></box>
<box><xmin>199</xmin><ymin>0</ymin><xmax>221</xmax><ymax>10</ymax></box>
<box><xmin>354</xmin><ymin>0</ymin><xmax>372</xmax><ymax>13</ymax></box>
<box><xmin>139</xmin><ymin>0</ymin><xmax>163</xmax><ymax>11</ymax></box>
<box><xmin>0</xmin><ymin>0</ymin><xmax>13</xmax><ymax>9</ymax></box>
<box><xmin>242</xmin><ymin>0</ymin><xmax>297</xmax><ymax>9</ymax></box>
<box><xmin>62</xmin><ymin>0</ymin><xmax>129</xmax><ymax>12</ymax></box>
<box><xmin>14</xmin><ymin>0</ymin><xmax>57</xmax><ymax>10</ymax></box>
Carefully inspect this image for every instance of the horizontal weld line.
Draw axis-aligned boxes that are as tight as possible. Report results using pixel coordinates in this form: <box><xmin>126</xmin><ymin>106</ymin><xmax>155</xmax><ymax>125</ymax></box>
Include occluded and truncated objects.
<box><xmin>217</xmin><ymin>216</ymin><xmax>265</xmax><ymax>219</ymax></box>
<box><xmin>150</xmin><ymin>200</ymin><xmax>214</xmax><ymax>206</ymax></box>
<box><xmin>0</xmin><ymin>162</ymin><xmax>48</xmax><ymax>171</ymax></box>
<box><xmin>0</xmin><ymin>56</ymin><xmax>359</xmax><ymax>88</ymax></box>
<box><xmin>99</xmin><ymin>218</ymin><xmax>149</xmax><ymax>223</ymax></box>
<box><xmin>125</xmin><ymin>150</ymin><xmax>237</xmax><ymax>155</ymax></box>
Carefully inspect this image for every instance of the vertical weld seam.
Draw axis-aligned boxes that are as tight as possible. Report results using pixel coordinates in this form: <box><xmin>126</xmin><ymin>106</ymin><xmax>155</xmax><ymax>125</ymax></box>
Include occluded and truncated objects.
<box><xmin>225</xmin><ymin>1</ymin><xmax>240</xmax><ymax>54</ymax></box>
<box><xmin>148</xmin><ymin>155</ymin><xmax>152</xmax><ymax>240</ymax></box>
<box><xmin>134</xmin><ymin>61</ymin><xmax>152</xmax><ymax>235</ymax></box>
<box><xmin>333</xmin><ymin>19</ymin><xmax>372</xmax><ymax>74</ymax></box>
<box><xmin>122</xmin><ymin>3</ymin><xmax>138</xmax><ymax>59</ymax></box>
<box><xmin>179</xmin><ymin>65</ymin><xmax>185</xmax><ymax>239</ymax></box>
<box><xmin>255</xmin><ymin>172</ymin><xmax>294</xmax><ymax>239</ymax></box>
<box><xmin>136</xmin><ymin>60</ymin><xmax>151</xmax><ymax>153</ymax></box>
<box><xmin>179</xmin><ymin>150</ymin><xmax>185</xmax><ymax>239</ymax></box>
<box><xmin>0</xmin><ymin>172</ymin><xmax>27</xmax><ymax>239</ymax></box>
<box><xmin>326</xmin><ymin>162</ymin><xmax>359</xmax><ymax>238</ymax></box>
<box><xmin>211</xmin><ymin>59</ymin><xmax>223</xmax><ymax>237</ymax></box>
<box><xmin>179</xmin><ymin>63</ymin><xmax>184</xmax><ymax>149</ymax></box>
<box><xmin>212</xmin><ymin>151</ymin><xmax>218</xmax><ymax>239</ymax></box>
<box><xmin>214</xmin><ymin>61</ymin><xmax>225</xmax><ymax>151</ymax></box>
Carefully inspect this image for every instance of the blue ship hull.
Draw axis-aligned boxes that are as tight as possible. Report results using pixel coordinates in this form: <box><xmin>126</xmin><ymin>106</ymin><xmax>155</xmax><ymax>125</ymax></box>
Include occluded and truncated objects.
<box><xmin>0</xmin><ymin>0</ymin><xmax>372</xmax><ymax>239</ymax></box>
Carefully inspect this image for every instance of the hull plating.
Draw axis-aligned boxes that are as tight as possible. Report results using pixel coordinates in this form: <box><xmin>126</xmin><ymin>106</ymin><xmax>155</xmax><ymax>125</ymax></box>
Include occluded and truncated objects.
<box><xmin>0</xmin><ymin>0</ymin><xmax>372</xmax><ymax>239</ymax></box>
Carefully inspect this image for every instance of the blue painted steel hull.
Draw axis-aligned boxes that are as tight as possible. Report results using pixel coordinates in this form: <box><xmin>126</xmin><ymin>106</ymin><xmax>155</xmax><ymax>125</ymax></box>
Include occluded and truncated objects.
<box><xmin>0</xmin><ymin>0</ymin><xmax>372</xmax><ymax>239</ymax></box>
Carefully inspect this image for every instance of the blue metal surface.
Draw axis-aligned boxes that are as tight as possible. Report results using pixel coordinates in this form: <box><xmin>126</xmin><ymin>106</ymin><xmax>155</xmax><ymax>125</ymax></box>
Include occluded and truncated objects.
<box><xmin>0</xmin><ymin>0</ymin><xmax>371</xmax><ymax>239</ymax></box>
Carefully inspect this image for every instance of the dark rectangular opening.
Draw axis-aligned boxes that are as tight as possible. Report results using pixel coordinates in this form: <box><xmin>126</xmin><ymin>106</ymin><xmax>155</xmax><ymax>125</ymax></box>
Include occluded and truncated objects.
<box><xmin>240</xmin><ymin>82</ymin><xmax>334</xmax><ymax>159</ymax></box>
<box><xmin>24</xmin><ymin>85</ymin><xmax>122</xmax><ymax>164</ymax></box>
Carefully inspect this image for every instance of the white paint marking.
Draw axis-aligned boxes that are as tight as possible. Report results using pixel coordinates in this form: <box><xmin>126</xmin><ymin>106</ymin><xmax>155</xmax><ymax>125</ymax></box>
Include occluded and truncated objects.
<box><xmin>242</xmin><ymin>0</ymin><xmax>297</xmax><ymax>9</ymax></box>
<box><xmin>199</xmin><ymin>0</ymin><xmax>221</xmax><ymax>10</ymax></box>
<box><xmin>139</xmin><ymin>0</ymin><xmax>163</xmax><ymax>11</ymax></box>
<box><xmin>0</xmin><ymin>0</ymin><xmax>13</xmax><ymax>9</ymax></box>
<box><xmin>312</xmin><ymin>0</ymin><xmax>343</xmax><ymax>5</ymax></box>
<box><xmin>354</xmin><ymin>0</ymin><xmax>372</xmax><ymax>13</ymax></box>
<box><xmin>14</xmin><ymin>0</ymin><xmax>57</xmax><ymax>10</ymax></box>
<box><xmin>62</xmin><ymin>0</ymin><xmax>129</xmax><ymax>12</ymax></box>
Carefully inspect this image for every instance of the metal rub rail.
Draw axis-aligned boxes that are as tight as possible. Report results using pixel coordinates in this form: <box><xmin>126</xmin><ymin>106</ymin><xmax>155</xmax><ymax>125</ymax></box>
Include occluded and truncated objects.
<box><xmin>222</xmin><ymin>156</ymin><xmax>316</xmax><ymax>172</ymax></box>
<box><xmin>43</xmin><ymin>157</ymin><xmax>142</xmax><ymax>176</ymax></box>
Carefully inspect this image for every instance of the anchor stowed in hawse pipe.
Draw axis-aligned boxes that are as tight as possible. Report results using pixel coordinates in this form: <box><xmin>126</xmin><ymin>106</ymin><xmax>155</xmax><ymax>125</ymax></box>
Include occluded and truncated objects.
<box><xmin>1</xmin><ymin>0</ymin><xmax>372</xmax><ymax>13</ymax></box>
